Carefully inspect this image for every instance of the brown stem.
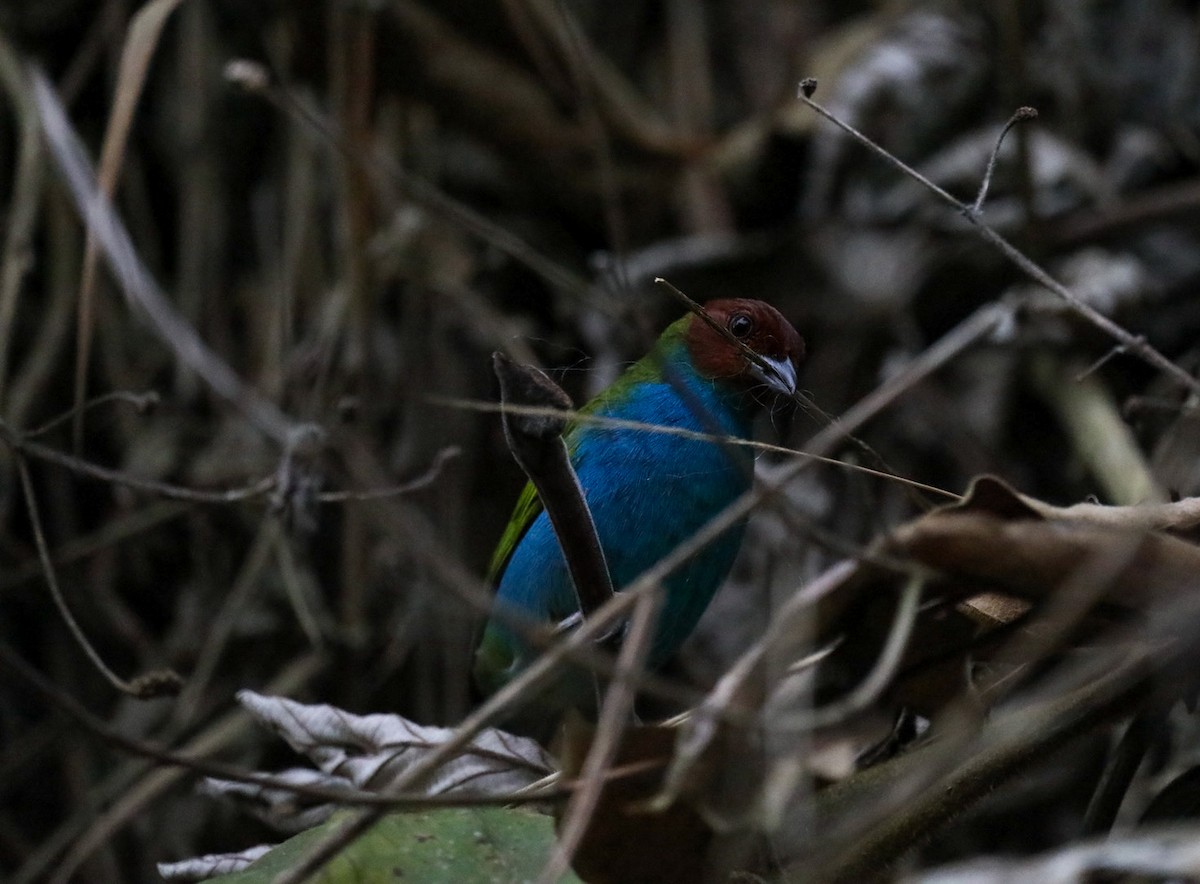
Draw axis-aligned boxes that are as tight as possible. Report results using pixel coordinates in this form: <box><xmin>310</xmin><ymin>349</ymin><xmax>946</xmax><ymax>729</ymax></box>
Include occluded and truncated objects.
<box><xmin>493</xmin><ymin>351</ymin><xmax>615</xmax><ymax>621</ymax></box>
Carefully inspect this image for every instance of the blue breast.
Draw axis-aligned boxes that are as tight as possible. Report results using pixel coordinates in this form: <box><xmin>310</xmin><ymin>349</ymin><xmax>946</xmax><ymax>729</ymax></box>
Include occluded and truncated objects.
<box><xmin>494</xmin><ymin>354</ymin><xmax>754</xmax><ymax>669</ymax></box>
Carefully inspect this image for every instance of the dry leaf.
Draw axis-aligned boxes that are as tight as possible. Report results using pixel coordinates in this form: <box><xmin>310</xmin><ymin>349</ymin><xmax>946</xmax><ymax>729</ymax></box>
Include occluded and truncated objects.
<box><xmin>662</xmin><ymin>477</ymin><xmax>1200</xmax><ymax>842</ymax></box>
<box><xmin>236</xmin><ymin>690</ymin><xmax>556</xmax><ymax>797</ymax></box>
<box><xmin>199</xmin><ymin>768</ymin><xmax>360</xmax><ymax>833</ymax></box>
<box><xmin>907</xmin><ymin>827</ymin><xmax>1200</xmax><ymax>883</ymax></box>
<box><xmin>156</xmin><ymin>845</ymin><xmax>272</xmax><ymax>881</ymax></box>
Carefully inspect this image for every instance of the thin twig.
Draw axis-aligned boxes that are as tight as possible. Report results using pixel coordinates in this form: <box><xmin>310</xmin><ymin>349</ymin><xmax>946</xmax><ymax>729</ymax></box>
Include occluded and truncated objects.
<box><xmin>655</xmin><ymin>277</ymin><xmax>930</xmax><ymax>506</ymax></box>
<box><xmin>803</xmin><ymin>648</ymin><xmax>1155</xmax><ymax>881</ymax></box>
<box><xmin>25</xmin><ymin>390</ymin><xmax>159</xmax><ymax>439</ymax></box>
<box><xmin>165</xmin><ymin>519</ymin><xmax>280</xmax><ymax>733</ymax></box>
<box><xmin>0</xmin><ymin>642</ymin><xmax>560</xmax><ymax>809</ymax></box>
<box><xmin>762</xmin><ymin>299</ymin><xmax>1015</xmax><ymax>488</ymax></box>
<box><xmin>969</xmin><ymin>106</ymin><xmax>1038</xmax><ymax>216</ymax></box>
<box><xmin>656</xmin><ymin>558</ymin><xmax>861</xmax><ymax>814</ymax></box>
<box><xmin>31</xmin><ymin>67</ymin><xmax>300</xmax><ymax>444</ymax></box>
<box><xmin>227</xmin><ymin>63</ymin><xmax>604</xmax><ymax>312</ymax></box>
<box><xmin>0</xmin><ymin>419</ymin><xmax>277</xmax><ymax>502</ymax></box>
<box><xmin>539</xmin><ymin>583</ymin><xmax>664</xmax><ymax>883</ymax></box>
<box><xmin>33</xmin><ymin>654</ymin><xmax>326</xmax><ymax>884</ymax></box>
<box><xmin>425</xmin><ymin>395</ymin><xmax>961</xmax><ymax>501</ymax></box>
<box><xmin>776</xmin><ymin>573</ymin><xmax>923</xmax><ymax>732</ymax></box>
<box><xmin>1</xmin><ymin>417</ymin><xmax>454</xmax><ymax>506</ymax></box>
<box><xmin>0</xmin><ymin>34</ymin><xmax>45</xmax><ymax>410</ymax></box>
<box><xmin>1074</xmin><ymin>344</ymin><xmax>1131</xmax><ymax>383</ymax></box>
<box><xmin>0</xmin><ymin>500</ymin><xmax>188</xmax><ymax>592</ymax></box>
<box><xmin>12</xmin><ymin>450</ymin><xmax>181</xmax><ymax>699</ymax></box>
<box><xmin>0</xmin><ymin>638</ymin><xmax>675</xmax><ymax>818</ymax></box>
<box><xmin>655</xmin><ymin>277</ymin><xmax>799</xmax><ymax>399</ymax></box>
<box><xmin>70</xmin><ymin>0</ymin><xmax>188</xmax><ymax>453</ymax></box>
<box><xmin>317</xmin><ymin>446</ymin><xmax>460</xmax><ymax>501</ymax></box>
<box><xmin>795</xmin><ymin>80</ymin><xmax>1200</xmax><ymax>397</ymax></box>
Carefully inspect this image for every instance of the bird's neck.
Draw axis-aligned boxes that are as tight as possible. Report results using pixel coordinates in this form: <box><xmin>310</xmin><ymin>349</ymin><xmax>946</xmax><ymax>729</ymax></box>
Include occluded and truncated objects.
<box><xmin>592</xmin><ymin>332</ymin><xmax>758</xmax><ymax>440</ymax></box>
<box><xmin>660</xmin><ymin>340</ymin><xmax>756</xmax><ymax>436</ymax></box>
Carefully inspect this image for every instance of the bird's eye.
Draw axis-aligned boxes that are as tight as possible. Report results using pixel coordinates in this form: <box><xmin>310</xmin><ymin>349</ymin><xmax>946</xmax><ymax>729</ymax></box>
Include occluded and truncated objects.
<box><xmin>728</xmin><ymin>313</ymin><xmax>754</xmax><ymax>338</ymax></box>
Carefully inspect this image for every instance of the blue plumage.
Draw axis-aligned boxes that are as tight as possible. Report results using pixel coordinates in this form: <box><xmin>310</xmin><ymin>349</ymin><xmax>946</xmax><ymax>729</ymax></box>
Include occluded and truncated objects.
<box><xmin>474</xmin><ymin>299</ymin><xmax>804</xmax><ymax>721</ymax></box>
<box><xmin>489</xmin><ymin>336</ymin><xmax>753</xmax><ymax>673</ymax></box>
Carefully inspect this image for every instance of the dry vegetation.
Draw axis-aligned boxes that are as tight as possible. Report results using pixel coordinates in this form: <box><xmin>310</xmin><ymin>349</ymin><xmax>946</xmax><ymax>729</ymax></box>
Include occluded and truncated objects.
<box><xmin>3</xmin><ymin>0</ymin><xmax>1200</xmax><ymax>881</ymax></box>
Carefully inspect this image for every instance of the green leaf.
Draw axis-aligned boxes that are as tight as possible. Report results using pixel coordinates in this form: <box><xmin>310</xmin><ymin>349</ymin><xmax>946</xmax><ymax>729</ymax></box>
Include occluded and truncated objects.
<box><xmin>220</xmin><ymin>808</ymin><xmax>581</xmax><ymax>883</ymax></box>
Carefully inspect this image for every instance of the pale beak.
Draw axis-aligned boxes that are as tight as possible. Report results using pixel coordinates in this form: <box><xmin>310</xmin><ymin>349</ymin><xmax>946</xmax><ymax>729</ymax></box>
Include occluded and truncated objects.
<box><xmin>749</xmin><ymin>354</ymin><xmax>797</xmax><ymax>396</ymax></box>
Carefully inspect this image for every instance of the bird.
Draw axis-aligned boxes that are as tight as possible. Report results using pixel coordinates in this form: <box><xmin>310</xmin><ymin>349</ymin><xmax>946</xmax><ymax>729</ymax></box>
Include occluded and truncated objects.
<box><xmin>473</xmin><ymin>299</ymin><xmax>805</xmax><ymax>727</ymax></box>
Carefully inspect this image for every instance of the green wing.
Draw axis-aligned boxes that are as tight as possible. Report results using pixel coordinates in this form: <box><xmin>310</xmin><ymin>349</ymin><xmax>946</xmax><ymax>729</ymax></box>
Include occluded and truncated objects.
<box><xmin>486</xmin><ymin>480</ymin><xmax>544</xmax><ymax>584</ymax></box>
<box><xmin>477</xmin><ymin>482</ymin><xmax>544</xmax><ymax>697</ymax></box>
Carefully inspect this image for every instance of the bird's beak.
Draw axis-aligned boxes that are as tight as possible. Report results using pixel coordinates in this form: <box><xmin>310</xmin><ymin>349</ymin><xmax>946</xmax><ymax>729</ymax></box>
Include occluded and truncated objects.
<box><xmin>749</xmin><ymin>355</ymin><xmax>797</xmax><ymax>396</ymax></box>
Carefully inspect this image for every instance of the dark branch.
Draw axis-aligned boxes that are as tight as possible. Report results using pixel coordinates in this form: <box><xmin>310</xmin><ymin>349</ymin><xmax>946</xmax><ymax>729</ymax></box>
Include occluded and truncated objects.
<box><xmin>492</xmin><ymin>352</ymin><xmax>615</xmax><ymax>620</ymax></box>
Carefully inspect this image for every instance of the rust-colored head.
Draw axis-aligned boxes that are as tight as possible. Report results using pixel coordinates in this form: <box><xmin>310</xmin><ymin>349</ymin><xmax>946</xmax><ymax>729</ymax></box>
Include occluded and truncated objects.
<box><xmin>684</xmin><ymin>299</ymin><xmax>805</xmax><ymax>395</ymax></box>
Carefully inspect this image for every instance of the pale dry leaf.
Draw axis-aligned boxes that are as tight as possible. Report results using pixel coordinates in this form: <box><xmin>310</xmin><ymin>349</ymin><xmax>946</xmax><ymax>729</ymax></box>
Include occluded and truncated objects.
<box><xmin>97</xmin><ymin>0</ymin><xmax>190</xmax><ymax>196</ymax></box>
<box><xmin>199</xmin><ymin>768</ymin><xmax>359</xmax><ymax>833</ymax></box>
<box><xmin>909</xmin><ymin>827</ymin><xmax>1200</xmax><ymax>883</ymax></box>
<box><xmin>663</xmin><ymin>477</ymin><xmax>1200</xmax><ymax>835</ymax></box>
<box><xmin>156</xmin><ymin>845</ymin><xmax>272</xmax><ymax>881</ymax></box>
<box><xmin>237</xmin><ymin>691</ymin><xmax>557</xmax><ymax>797</ymax></box>
<box><xmin>965</xmin><ymin>475</ymin><xmax>1200</xmax><ymax>539</ymax></box>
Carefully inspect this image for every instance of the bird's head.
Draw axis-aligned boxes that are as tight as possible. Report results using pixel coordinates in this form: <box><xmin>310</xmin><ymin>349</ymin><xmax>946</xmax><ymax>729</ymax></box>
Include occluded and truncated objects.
<box><xmin>685</xmin><ymin>298</ymin><xmax>805</xmax><ymax>400</ymax></box>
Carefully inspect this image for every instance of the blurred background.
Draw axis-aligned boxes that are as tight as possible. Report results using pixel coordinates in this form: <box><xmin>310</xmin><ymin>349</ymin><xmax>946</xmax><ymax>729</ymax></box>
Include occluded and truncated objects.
<box><xmin>2</xmin><ymin>0</ymin><xmax>1200</xmax><ymax>879</ymax></box>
